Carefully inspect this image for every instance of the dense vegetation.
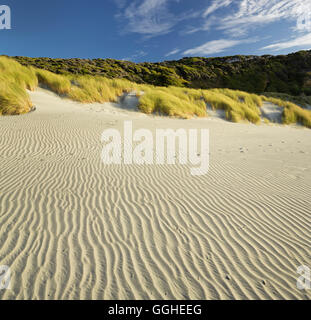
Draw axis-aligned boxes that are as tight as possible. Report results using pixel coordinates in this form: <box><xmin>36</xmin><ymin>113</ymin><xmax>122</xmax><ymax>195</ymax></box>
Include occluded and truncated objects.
<box><xmin>11</xmin><ymin>50</ymin><xmax>311</xmax><ymax>96</ymax></box>
<box><xmin>1</xmin><ymin>56</ymin><xmax>311</xmax><ymax>128</ymax></box>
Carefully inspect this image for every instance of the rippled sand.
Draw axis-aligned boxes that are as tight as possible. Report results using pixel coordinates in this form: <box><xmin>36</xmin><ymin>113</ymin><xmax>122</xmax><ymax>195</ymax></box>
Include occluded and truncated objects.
<box><xmin>0</xmin><ymin>89</ymin><xmax>310</xmax><ymax>300</ymax></box>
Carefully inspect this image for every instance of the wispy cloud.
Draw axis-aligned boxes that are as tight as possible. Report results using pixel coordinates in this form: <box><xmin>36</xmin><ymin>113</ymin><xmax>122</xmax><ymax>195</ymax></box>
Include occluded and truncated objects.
<box><xmin>165</xmin><ymin>48</ymin><xmax>180</xmax><ymax>57</ymax></box>
<box><xmin>261</xmin><ymin>33</ymin><xmax>311</xmax><ymax>51</ymax></box>
<box><xmin>114</xmin><ymin>0</ymin><xmax>183</xmax><ymax>37</ymax></box>
<box><xmin>183</xmin><ymin>38</ymin><xmax>253</xmax><ymax>56</ymax></box>
<box><xmin>200</xmin><ymin>0</ymin><xmax>311</xmax><ymax>36</ymax></box>
<box><xmin>122</xmin><ymin>50</ymin><xmax>148</xmax><ymax>61</ymax></box>
<box><xmin>114</xmin><ymin>0</ymin><xmax>311</xmax><ymax>57</ymax></box>
<box><xmin>202</xmin><ymin>0</ymin><xmax>233</xmax><ymax>18</ymax></box>
<box><xmin>186</xmin><ymin>0</ymin><xmax>311</xmax><ymax>53</ymax></box>
<box><xmin>123</xmin><ymin>0</ymin><xmax>174</xmax><ymax>36</ymax></box>
<box><xmin>114</xmin><ymin>0</ymin><xmax>200</xmax><ymax>37</ymax></box>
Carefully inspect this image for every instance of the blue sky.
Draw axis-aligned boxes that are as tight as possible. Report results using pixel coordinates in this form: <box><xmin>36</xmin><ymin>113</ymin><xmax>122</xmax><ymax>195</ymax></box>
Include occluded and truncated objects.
<box><xmin>1</xmin><ymin>0</ymin><xmax>311</xmax><ymax>62</ymax></box>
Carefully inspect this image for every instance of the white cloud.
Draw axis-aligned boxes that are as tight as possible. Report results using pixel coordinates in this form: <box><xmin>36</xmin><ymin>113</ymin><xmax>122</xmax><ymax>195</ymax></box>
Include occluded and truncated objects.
<box><xmin>261</xmin><ymin>33</ymin><xmax>311</xmax><ymax>51</ymax></box>
<box><xmin>115</xmin><ymin>0</ymin><xmax>197</xmax><ymax>37</ymax></box>
<box><xmin>122</xmin><ymin>50</ymin><xmax>148</xmax><ymax>61</ymax></box>
<box><xmin>165</xmin><ymin>48</ymin><xmax>180</xmax><ymax>57</ymax></box>
<box><xmin>183</xmin><ymin>38</ymin><xmax>252</xmax><ymax>56</ymax></box>
<box><xmin>114</xmin><ymin>0</ymin><xmax>311</xmax><ymax>54</ymax></box>
<box><xmin>203</xmin><ymin>0</ymin><xmax>233</xmax><ymax>18</ymax></box>
<box><xmin>115</xmin><ymin>0</ymin><xmax>201</xmax><ymax>37</ymax></box>
<box><xmin>188</xmin><ymin>0</ymin><xmax>311</xmax><ymax>52</ymax></box>
<box><xmin>199</xmin><ymin>0</ymin><xmax>311</xmax><ymax>37</ymax></box>
<box><xmin>122</xmin><ymin>0</ymin><xmax>174</xmax><ymax>36</ymax></box>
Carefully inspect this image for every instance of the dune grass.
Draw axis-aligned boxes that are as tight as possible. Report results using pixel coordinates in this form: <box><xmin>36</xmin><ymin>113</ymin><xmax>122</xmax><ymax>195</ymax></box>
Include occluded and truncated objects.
<box><xmin>262</xmin><ymin>96</ymin><xmax>311</xmax><ymax>128</ymax></box>
<box><xmin>0</xmin><ymin>56</ymin><xmax>37</xmax><ymax>115</ymax></box>
<box><xmin>35</xmin><ymin>69</ymin><xmax>71</xmax><ymax>95</ymax></box>
<box><xmin>200</xmin><ymin>89</ymin><xmax>262</xmax><ymax>123</ymax></box>
<box><xmin>68</xmin><ymin>76</ymin><xmax>136</xmax><ymax>103</ymax></box>
<box><xmin>138</xmin><ymin>87</ymin><xmax>206</xmax><ymax>118</ymax></box>
<box><xmin>212</xmin><ymin>88</ymin><xmax>263</xmax><ymax>107</ymax></box>
<box><xmin>34</xmin><ymin>68</ymin><xmax>138</xmax><ymax>103</ymax></box>
<box><xmin>1</xmin><ymin>56</ymin><xmax>311</xmax><ymax>128</ymax></box>
<box><xmin>263</xmin><ymin>92</ymin><xmax>311</xmax><ymax>108</ymax></box>
<box><xmin>0</xmin><ymin>56</ymin><xmax>38</xmax><ymax>91</ymax></box>
<box><xmin>0</xmin><ymin>78</ymin><xmax>33</xmax><ymax>115</ymax></box>
<box><xmin>138</xmin><ymin>86</ymin><xmax>263</xmax><ymax>121</ymax></box>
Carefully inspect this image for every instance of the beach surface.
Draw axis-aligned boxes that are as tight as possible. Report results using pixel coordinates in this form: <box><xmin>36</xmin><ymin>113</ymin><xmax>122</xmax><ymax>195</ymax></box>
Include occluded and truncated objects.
<box><xmin>0</xmin><ymin>88</ymin><xmax>310</xmax><ymax>300</ymax></box>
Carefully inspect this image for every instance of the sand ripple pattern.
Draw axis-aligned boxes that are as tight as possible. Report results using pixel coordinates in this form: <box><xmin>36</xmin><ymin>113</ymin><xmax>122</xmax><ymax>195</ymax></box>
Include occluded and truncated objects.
<box><xmin>0</xmin><ymin>89</ymin><xmax>310</xmax><ymax>300</ymax></box>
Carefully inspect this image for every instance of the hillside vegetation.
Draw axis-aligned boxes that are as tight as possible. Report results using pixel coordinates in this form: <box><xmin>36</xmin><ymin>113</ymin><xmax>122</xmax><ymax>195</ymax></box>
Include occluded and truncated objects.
<box><xmin>12</xmin><ymin>50</ymin><xmax>311</xmax><ymax>96</ymax></box>
<box><xmin>1</xmin><ymin>56</ymin><xmax>311</xmax><ymax>128</ymax></box>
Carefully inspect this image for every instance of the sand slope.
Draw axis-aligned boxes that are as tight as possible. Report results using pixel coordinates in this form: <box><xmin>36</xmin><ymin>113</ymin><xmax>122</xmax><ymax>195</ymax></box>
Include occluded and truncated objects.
<box><xmin>0</xmin><ymin>89</ymin><xmax>310</xmax><ymax>300</ymax></box>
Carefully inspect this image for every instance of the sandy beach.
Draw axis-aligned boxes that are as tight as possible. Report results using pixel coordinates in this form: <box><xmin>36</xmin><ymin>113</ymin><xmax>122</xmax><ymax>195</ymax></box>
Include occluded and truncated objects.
<box><xmin>0</xmin><ymin>88</ymin><xmax>310</xmax><ymax>300</ymax></box>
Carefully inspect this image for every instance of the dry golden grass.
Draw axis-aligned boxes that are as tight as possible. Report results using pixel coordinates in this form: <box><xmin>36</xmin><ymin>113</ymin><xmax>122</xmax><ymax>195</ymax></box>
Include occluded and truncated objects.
<box><xmin>0</xmin><ymin>57</ymin><xmax>36</xmax><ymax>115</ymax></box>
<box><xmin>67</xmin><ymin>76</ymin><xmax>135</xmax><ymax>103</ymax></box>
<box><xmin>1</xmin><ymin>56</ymin><xmax>311</xmax><ymax>128</ymax></box>
<box><xmin>138</xmin><ymin>88</ymin><xmax>206</xmax><ymax>118</ymax></box>
<box><xmin>138</xmin><ymin>86</ymin><xmax>261</xmax><ymax>121</ymax></box>
<box><xmin>35</xmin><ymin>69</ymin><xmax>71</xmax><ymax>95</ymax></box>
<box><xmin>0</xmin><ymin>78</ymin><xmax>33</xmax><ymax>115</ymax></box>
<box><xmin>200</xmin><ymin>89</ymin><xmax>261</xmax><ymax>123</ymax></box>
<box><xmin>263</xmin><ymin>92</ymin><xmax>311</xmax><ymax>108</ymax></box>
<box><xmin>262</xmin><ymin>96</ymin><xmax>311</xmax><ymax>128</ymax></box>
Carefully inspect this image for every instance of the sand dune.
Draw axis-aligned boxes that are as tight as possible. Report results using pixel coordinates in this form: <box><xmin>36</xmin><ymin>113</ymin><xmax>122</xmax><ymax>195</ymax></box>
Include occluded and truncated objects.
<box><xmin>0</xmin><ymin>88</ymin><xmax>310</xmax><ymax>300</ymax></box>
